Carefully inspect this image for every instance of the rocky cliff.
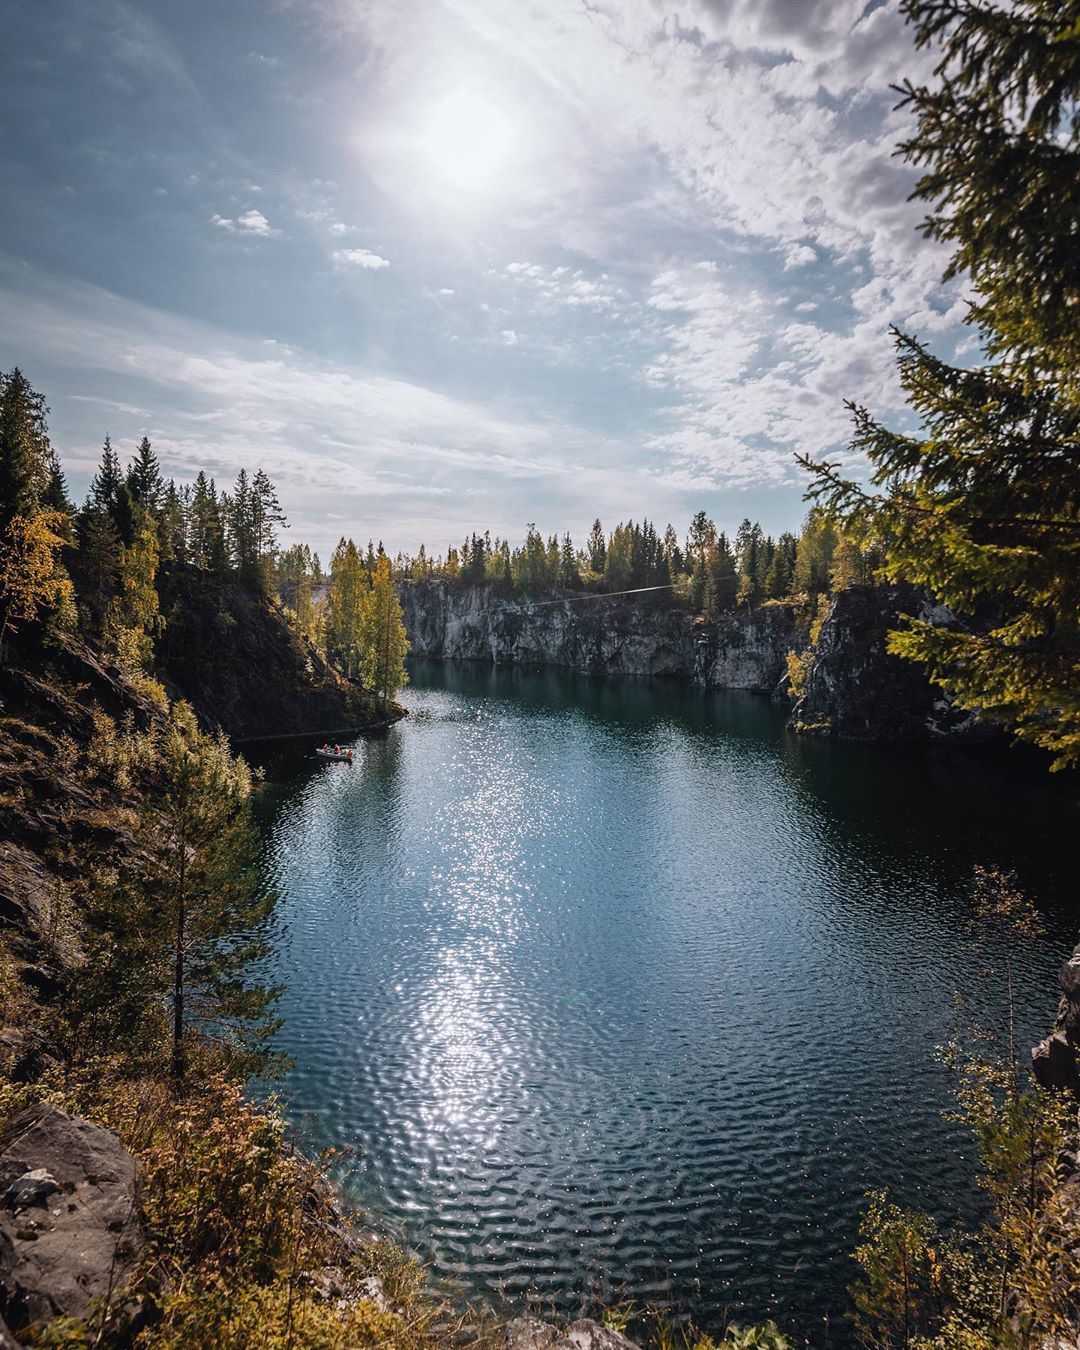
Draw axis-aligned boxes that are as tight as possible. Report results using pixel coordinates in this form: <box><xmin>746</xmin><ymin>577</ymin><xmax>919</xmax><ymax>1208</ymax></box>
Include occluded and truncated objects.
<box><xmin>400</xmin><ymin>580</ymin><xmax>801</xmax><ymax>694</ymax></box>
<box><xmin>789</xmin><ymin>583</ymin><xmax>997</xmax><ymax>743</ymax></box>
<box><xmin>156</xmin><ymin>564</ymin><xmax>396</xmax><ymax>739</ymax></box>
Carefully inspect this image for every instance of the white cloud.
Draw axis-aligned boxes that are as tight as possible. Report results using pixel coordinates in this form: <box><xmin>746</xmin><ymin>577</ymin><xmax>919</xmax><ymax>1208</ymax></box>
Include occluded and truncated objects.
<box><xmin>500</xmin><ymin>329</ymin><xmax>519</xmax><ymax>345</ymax></box>
<box><xmin>783</xmin><ymin>243</ymin><xmax>817</xmax><ymax>270</ymax></box>
<box><xmin>332</xmin><ymin>247</ymin><xmax>390</xmax><ymax>270</ymax></box>
<box><xmin>211</xmin><ymin>209</ymin><xmax>278</xmax><ymax>236</ymax></box>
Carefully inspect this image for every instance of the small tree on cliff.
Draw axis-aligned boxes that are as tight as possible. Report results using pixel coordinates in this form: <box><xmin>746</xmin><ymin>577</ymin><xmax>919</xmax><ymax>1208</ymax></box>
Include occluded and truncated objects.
<box><xmin>0</xmin><ymin>511</ymin><xmax>75</xmax><ymax>653</ymax></box>
<box><xmin>359</xmin><ymin>552</ymin><xmax>409</xmax><ymax>708</ymax></box>
<box><xmin>134</xmin><ymin>702</ymin><xmax>279</xmax><ymax>1087</ymax></box>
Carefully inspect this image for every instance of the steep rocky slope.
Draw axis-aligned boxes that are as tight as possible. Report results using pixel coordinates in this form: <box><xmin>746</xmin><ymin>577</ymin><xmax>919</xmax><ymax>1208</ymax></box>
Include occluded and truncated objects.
<box><xmin>789</xmin><ymin>583</ymin><xmax>997</xmax><ymax>744</ymax></box>
<box><xmin>156</xmin><ymin>564</ymin><xmax>394</xmax><ymax>739</ymax></box>
<box><xmin>400</xmin><ymin>580</ymin><xmax>801</xmax><ymax>694</ymax></box>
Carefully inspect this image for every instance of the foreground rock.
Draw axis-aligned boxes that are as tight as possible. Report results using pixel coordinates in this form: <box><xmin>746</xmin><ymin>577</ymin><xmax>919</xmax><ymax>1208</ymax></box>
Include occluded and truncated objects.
<box><xmin>0</xmin><ymin>1106</ymin><xmax>143</xmax><ymax>1341</ymax></box>
<box><xmin>1033</xmin><ymin>944</ymin><xmax>1080</xmax><ymax>1095</ymax></box>
<box><xmin>505</xmin><ymin>1315</ymin><xmax>640</xmax><ymax>1349</ymax></box>
<box><xmin>401</xmin><ymin>580</ymin><xmax>799</xmax><ymax>694</ymax></box>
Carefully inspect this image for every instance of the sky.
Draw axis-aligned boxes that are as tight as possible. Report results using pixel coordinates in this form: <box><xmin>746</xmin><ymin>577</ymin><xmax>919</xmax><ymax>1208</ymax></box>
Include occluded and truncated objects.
<box><xmin>0</xmin><ymin>0</ymin><xmax>972</xmax><ymax>561</ymax></box>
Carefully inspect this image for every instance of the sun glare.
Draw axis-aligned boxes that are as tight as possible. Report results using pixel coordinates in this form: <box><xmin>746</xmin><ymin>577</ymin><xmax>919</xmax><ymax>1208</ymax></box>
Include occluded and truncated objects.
<box><xmin>420</xmin><ymin>88</ymin><xmax>515</xmax><ymax>191</ymax></box>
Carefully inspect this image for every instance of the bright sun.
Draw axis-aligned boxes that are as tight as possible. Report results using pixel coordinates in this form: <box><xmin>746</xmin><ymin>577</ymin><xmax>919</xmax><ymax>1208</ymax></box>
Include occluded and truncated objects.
<box><xmin>420</xmin><ymin>88</ymin><xmax>515</xmax><ymax>191</ymax></box>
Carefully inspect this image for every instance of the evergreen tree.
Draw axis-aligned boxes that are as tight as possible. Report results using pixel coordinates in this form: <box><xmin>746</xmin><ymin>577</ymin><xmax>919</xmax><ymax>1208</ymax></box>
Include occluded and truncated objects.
<box><xmin>802</xmin><ymin>0</ymin><xmax>1080</xmax><ymax>767</ymax></box>
<box><xmin>75</xmin><ymin>507</ymin><xmax>122</xmax><ymax>628</ymax></box>
<box><xmin>663</xmin><ymin>523</ymin><xmax>684</xmax><ymax>577</ymax></box>
<box><xmin>42</xmin><ymin>448</ymin><xmax>72</xmax><ymax>515</ymax></box>
<box><xmin>765</xmin><ymin>532</ymin><xmax>798</xmax><ymax>600</ymax></box>
<box><xmin>792</xmin><ymin>510</ymin><xmax>837</xmax><ymax>597</ymax></box>
<box><xmin>587</xmin><ymin>518</ymin><xmax>606</xmax><ymax>574</ymax></box>
<box><xmin>108</xmin><ymin>514</ymin><xmax>164</xmax><ymax>669</ymax></box>
<box><xmin>249</xmin><ymin>468</ymin><xmax>287</xmax><ymax>588</ymax></box>
<box><xmin>686</xmin><ymin>510</ymin><xmax>716</xmax><ymax>567</ymax></box>
<box><xmin>703</xmin><ymin>536</ymin><xmax>738</xmax><ymax>620</ymax></box>
<box><xmin>130</xmin><ymin>701</ymin><xmax>279</xmax><ymax>1085</ymax></box>
<box><xmin>127</xmin><ymin>436</ymin><xmax>163</xmax><ymax>515</ymax></box>
<box><xmin>603</xmin><ymin>524</ymin><xmax>633</xmax><ymax>591</ymax></box>
<box><xmin>559</xmin><ymin>533</ymin><xmax>579</xmax><ymax>589</ymax></box>
<box><xmin>87</xmin><ymin>435</ymin><xmax>125</xmax><ymax>519</ymax></box>
<box><xmin>0</xmin><ymin>368</ymin><xmax>52</xmax><ymax>524</ymax></box>
<box><xmin>159</xmin><ymin>480</ymin><xmax>188</xmax><ymax>564</ymax></box>
<box><xmin>325</xmin><ymin>538</ymin><xmax>367</xmax><ymax>676</ymax></box>
<box><xmin>359</xmin><ymin>553</ymin><xmax>409</xmax><ymax>708</ymax></box>
<box><xmin>735</xmin><ymin>518</ymin><xmax>764</xmax><ymax>609</ymax></box>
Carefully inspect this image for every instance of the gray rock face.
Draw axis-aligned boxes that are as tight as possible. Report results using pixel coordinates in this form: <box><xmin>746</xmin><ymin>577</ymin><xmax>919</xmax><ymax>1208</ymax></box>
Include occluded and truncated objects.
<box><xmin>790</xmin><ymin>583</ymin><xmax>997</xmax><ymax>743</ymax></box>
<box><xmin>1033</xmin><ymin>945</ymin><xmax>1080</xmax><ymax>1094</ymax></box>
<box><xmin>0</xmin><ymin>1105</ymin><xmax>142</xmax><ymax>1340</ymax></box>
<box><xmin>504</xmin><ymin>1315</ymin><xmax>639</xmax><ymax>1350</ymax></box>
<box><xmin>400</xmin><ymin>581</ymin><xmax>799</xmax><ymax>694</ymax></box>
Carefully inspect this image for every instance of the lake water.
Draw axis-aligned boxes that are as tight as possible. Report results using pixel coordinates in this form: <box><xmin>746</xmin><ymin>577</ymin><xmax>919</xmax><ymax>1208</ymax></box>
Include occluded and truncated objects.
<box><xmin>253</xmin><ymin>661</ymin><xmax>1078</xmax><ymax>1343</ymax></box>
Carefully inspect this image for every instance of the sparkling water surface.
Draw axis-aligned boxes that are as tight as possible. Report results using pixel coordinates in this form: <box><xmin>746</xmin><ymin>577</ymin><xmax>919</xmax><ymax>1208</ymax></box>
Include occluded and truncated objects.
<box><xmin>251</xmin><ymin>661</ymin><xmax>1078</xmax><ymax>1343</ymax></box>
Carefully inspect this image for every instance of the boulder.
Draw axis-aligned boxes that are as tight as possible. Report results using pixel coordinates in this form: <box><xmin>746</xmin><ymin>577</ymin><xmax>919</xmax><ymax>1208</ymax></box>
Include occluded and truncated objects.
<box><xmin>0</xmin><ymin>1105</ymin><xmax>142</xmax><ymax>1340</ymax></box>
<box><xmin>504</xmin><ymin>1315</ymin><xmax>639</xmax><ymax>1350</ymax></box>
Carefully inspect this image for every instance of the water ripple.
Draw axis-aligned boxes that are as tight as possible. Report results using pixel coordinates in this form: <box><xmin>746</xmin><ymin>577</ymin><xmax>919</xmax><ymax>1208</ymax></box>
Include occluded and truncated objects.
<box><xmin>252</xmin><ymin>664</ymin><xmax>1079</xmax><ymax>1344</ymax></box>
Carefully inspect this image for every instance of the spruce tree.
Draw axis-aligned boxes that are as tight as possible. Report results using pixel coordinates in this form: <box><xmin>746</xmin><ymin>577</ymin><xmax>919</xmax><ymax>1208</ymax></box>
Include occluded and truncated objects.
<box><xmin>0</xmin><ymin>368</ymin><xmax>52</xmax><ymax>524</ymax></box>
<box><xmin>802</xmin><ymin>0</ymin><xmax>1080</xmax><ymax>768</ymax></box>
<box><xmin>87</xmin><ymin>435</ymin><xmax>125</xmax><ymax>518</ymax></box>
<box><xmin>127</xmin><ymin>436</ymin><xmax>163</xmax><ymax>514</ymax></box>
<box><xmin>587</xmin><ymin>518</ymin><xmax>606</xmax><ymax>574</ymax></box>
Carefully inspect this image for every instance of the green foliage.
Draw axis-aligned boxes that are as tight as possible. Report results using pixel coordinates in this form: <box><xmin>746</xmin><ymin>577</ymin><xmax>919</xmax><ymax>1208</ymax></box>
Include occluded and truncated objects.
<box><xmin>359</xmin><ymin>553</ymin><xmax>409</xmax><ymax>706</ymax></box>
<box><xmin>850</xmin><ymin>868</ymin><xmax>1080</xmax><ymax>1348</ymax></box>
<box><xmin>802</xmin><ymin>0</ymin><xmax>1080</xmax><ymax>769</ymax></box>
<box><xmin>0</xmin><ymin>510</ymin><xmax>75</xmax><ymax>650</ymax></box>
<box><xmin>325</xmin><ymin>537</ymin><xmax>368</xmax><ymax>677</ymax></box>
<box><xmin>0</xmin><ymin>368</ymin><xmax>54</xmax><ymax>524</ymax></box>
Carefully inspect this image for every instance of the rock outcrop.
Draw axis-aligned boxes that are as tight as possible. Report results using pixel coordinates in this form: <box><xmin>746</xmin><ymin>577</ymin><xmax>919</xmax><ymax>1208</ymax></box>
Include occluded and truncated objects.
<box><xmin>0</xmin><ymin>1106</ymin><xmax>143</xmax><ymax>1341</ymax></box>
<box><xmin>789</xmin><ymin>583</ymin><xmax>997</xmax><ymax>743</ymax></box>
<box><xmin>155</xmin><ymin>564</ymin><xmax>397</xmax><ymax>739</ymax></box>
<box><xmin>400</xmin><ymin>580</ymin><xmax>800</xmax><ymax>694</ymax></box>
<box><xmin>1032</xmin><ymin>945</ymin><xmax>1080</xmax><ymax>1095</ymax></box>
<box><xmin>504</xmin><ymin>1315</ymin><xmax>639</xmax><ymax>1349</ymax></box>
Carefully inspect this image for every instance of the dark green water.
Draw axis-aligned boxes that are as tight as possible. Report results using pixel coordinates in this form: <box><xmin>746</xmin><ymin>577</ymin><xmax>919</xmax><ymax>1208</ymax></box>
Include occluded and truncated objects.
<box><xmin>252</xmin><ymin>661</ymin><xmax>1078</xmax><ymax>1342</ymax></box>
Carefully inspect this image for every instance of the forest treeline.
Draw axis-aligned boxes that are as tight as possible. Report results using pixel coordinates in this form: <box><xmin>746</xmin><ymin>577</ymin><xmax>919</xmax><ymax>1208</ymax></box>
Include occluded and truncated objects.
<box><xmin>0</xmin><ymin>381</ymin><xmax>408</xmax><ymax>707</ymax></box>
<box><xmin>393</xmin><ymin>509</ymin><xmax>878</xmax><ymax>619</ymax></box>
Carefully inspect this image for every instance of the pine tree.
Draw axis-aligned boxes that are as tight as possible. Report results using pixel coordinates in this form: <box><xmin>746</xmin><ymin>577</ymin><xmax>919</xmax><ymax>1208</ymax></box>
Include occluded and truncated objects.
<box><xmin>131</xmin><ymin>701</ymin><xmax>278</xmax><ymax>1085</ymax></box>
<box><xmin>0</xmin><ymin>368</ymin><xmax>52</xmax><ymax>524</ymax></box>
<box><xmin>359</xmin><ymin>553</ymin><xmax>409</xmax><ymax>708</ymax></box>
<box><xmin>249</xmin><ymin>468</ymin><xmax>287</xmax><ymax>589</ymax></box>
<box><xmin>801</xmin><ymin>0</ymin><xmax>1080</xmax><ymax>768</ymax></box>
